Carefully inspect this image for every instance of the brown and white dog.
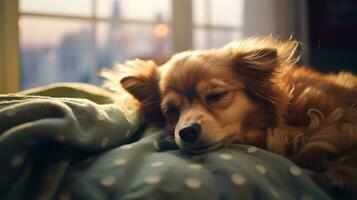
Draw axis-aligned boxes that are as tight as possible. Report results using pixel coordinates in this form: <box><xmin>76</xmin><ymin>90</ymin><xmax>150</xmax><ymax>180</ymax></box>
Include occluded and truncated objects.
<box><xmin>103</xmin><ymin>37</ymin><xmax>357</xmax><ymax>193</ymax></box>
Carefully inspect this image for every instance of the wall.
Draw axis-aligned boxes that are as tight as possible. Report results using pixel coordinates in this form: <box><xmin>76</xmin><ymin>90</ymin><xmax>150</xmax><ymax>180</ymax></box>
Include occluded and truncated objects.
<box><xmin>242</xmin><ymin>0</ymin><xmax>309</xmax><ymax>64</ymax></box>
<box><xmin>243</xmin><ymin>0</ymin><xmax>296</xmax><ymax>39</ymax></box>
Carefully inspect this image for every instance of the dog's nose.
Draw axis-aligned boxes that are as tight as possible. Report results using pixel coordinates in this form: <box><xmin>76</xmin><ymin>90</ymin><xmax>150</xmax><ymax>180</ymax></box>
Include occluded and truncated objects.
<box><xmin>179</xmin><ymin>123</ymin><xmax>201</xmax><ymax>143</ymax></box>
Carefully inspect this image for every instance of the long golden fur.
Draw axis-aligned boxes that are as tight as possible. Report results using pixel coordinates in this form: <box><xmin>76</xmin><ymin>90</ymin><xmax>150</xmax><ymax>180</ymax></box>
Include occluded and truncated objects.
<box><xmin>102</xmin><ymin>37</ymin><xmax>357</xmax><ymax>194</ymax></box>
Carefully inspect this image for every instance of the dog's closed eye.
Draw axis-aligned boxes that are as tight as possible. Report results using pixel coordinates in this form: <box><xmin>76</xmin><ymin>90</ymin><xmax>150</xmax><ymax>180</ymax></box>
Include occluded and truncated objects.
<box><xmin>163</xmin><ymin>105</ymin><xmax>179</xmax><ymax>115</ymax></box>
<box><xmin>205</xmin><ymin>91</ymin><xmax>228</xmax><ymax>103</ymax></box>
<box><xmin>162</xmin><ymin>104</ymin><xmax>180</xmax><ymax>121</ymax></box>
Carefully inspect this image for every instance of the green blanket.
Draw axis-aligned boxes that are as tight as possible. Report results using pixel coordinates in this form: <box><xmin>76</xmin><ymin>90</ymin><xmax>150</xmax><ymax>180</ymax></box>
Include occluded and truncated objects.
<box><xmin>0</xmin><ymin>83</ymin><xmax>332</xmax><ymax>200</ymax></box>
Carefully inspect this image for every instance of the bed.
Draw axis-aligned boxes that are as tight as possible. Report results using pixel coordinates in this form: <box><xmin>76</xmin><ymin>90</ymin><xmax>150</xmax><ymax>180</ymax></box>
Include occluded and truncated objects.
<box><xmin>0</xmin><ymin>83</ymin><xmax>336</xmax><ymax>200</ymax></box>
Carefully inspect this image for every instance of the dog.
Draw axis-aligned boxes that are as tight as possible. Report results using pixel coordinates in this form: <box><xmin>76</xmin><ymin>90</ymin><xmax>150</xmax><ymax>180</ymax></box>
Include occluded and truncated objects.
<box><xmin>102</xmin><ymin>37</ymin><xmax>357</xmax><ymax>194</ymax></box>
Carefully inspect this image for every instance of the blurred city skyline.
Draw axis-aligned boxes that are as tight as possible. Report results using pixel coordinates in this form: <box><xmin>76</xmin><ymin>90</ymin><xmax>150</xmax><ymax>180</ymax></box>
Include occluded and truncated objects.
<box><xmin>19</xmin><ymin>0</ymin><xmax>244</xmax><ymax>89</ymax></box>
<box><xmin>19</xmin><ymin>0</ymin><xmax>243</xmax><ymax>47</ymax></box>
<box><xmin>20</xmin><ymin>0</ymin><xmax>171</xmax><ymax>89</ymax></box>
<box><xmin>20</xmin><ymin>0</ymin><xmax>171</xmax><ymax>47</ymax></box>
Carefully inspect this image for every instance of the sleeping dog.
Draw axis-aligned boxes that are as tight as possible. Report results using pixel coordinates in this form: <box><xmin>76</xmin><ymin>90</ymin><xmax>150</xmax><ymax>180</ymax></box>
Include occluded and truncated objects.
<box><xmin>103</xmin><ymin>37</ymin><xmax>357</xmax><ymax>194</ymax></box>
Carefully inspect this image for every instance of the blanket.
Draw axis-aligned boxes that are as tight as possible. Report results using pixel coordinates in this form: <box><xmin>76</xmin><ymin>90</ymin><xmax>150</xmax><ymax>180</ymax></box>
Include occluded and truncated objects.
<box><xmin>0</xmin><ymin>83</ymin><xmax>333</xmax><ymax>200</ymax></box>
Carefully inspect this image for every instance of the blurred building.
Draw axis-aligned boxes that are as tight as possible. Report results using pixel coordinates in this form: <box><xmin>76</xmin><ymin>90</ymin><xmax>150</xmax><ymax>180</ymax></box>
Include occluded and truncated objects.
<box><xmin>98</xmin><ymin>0</ymin><xmax>129</xmax><ymax>70</ymax></box>
<box><xmin>21</xmin><ymin>0</ymin><xmax>171</xmax><ymax>89</ymax></box>
<box><xmin>58</xmin><ymin>29</ymin><xmax>93</xmax><ymax>83</ymax></box>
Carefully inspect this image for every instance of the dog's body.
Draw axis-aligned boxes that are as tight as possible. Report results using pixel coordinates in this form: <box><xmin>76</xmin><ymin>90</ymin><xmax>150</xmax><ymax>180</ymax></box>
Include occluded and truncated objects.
<box><xmin>103</xmin><ymin>37</ymin><xmax>357</xmax><ymax>193</ymax></box>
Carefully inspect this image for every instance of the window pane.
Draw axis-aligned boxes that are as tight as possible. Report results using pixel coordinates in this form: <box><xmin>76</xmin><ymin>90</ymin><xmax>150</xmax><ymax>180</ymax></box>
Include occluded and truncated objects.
<box><xmin>193</xmin><ymin>0</ymin><xmax>245</xmax><ymax>27</ymax></box>
<box><xmin>193</xmin><ymin>28</ymin><xmax>243</xmax><ymax>49</ymax></box>
<box><xmin>97</xmin><ymin>0</ymin><xmax>171</xmax><ymax>22</ymax></box>
<box><xmin>20</xmin><ymin>0</ymin><xmax>91</xmax><ymax>16</ymax></box>
<box><xmin>20</xmin><ymin>17</ymin><xmax>95</xmax><ymax>89</ymax></box>
<box><xmin>96</xmin><ymin>22</ymin><xmax>172</xmax><ymax>70</ymax></box>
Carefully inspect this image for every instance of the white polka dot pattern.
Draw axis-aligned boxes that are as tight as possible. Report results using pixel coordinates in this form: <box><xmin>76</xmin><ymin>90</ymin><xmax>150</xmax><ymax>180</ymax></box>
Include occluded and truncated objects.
<box><xmin>189</xmin><ymin>164</ymin><xmax>202</xmax><ymax>170</ymax></box>
<box><xmin>219</xmin><ymin>153</ymin><xmax>232</xmax><ymax>160</ymax></box>
<box><xmin>231</xmin><ymin>173</ymin><xmax>246</xmax><ymax>186</ymax></box>
<box><xmin>11</xmin><ymin>154</ymin><xmax>24</xmax><ymax>167</ymax></box>
<box><xmin>153</xmin><ymin>141</ymin><xmax>160</xmax><ymax>150</ymax></box>
<box><xmin>125</xmin><ymin>130</ymin><xmax>130</xmax><ymax>138</ymax></box>
<box><xmin>5</xmin><ymin>108</ymin><xmax>16</xmax><ymax>117</ymax></box>
<box><xmin>289</xmin><ymin>166</ymin><xmax>302</xmax><ymax>176</ymax></box>
<box><xmin>101</xmin><ymin>176</ymin><xmax>116</xmax><ymax>187</ymax></box>
<box><xmin>97</xmin><ymin>113</ymin><xmax>105</xmax><ymax>121</ymax></box>
<box><xmin>101</xmin><ymin>137</ymin><xmax>109</xmax><ymax>148</ymax></box>
<box><xmin>255</xmin><ymin>164</ymin><xmax>267</xmax><ymax>175</ymax></box>
<box><xmin>247</xmin><ymin>146</ymin><xmax>258</xmax><ymax>153</ymax></box>
<box><xmin>145</xmin><ymin>176</ymin><xmax>161</xmax><ymax>185</ymax></box>
<box><xmin>114</xmin><ymin>158</ymin><xmax>127</xmax><ymax>166</ymax></box>
<box><xmin>150</xmin><ymin>161</ymin><xmax>163</xmax><ymax>167</ymax></box>
<box><xmin>121</xmin><ymin>144</ymin><xmax>132</xmax><ymax>150</ymax></box>
<box><xmin>185</xmin><ymin>178</ymin><xmax>201</xmax><ymax>189</ymax></box>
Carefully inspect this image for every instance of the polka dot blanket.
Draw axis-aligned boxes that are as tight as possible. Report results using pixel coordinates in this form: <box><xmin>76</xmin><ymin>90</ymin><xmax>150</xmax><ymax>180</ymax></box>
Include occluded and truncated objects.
<box><xmin>0</xmin><ymin>83</ymin><xmax>334</xmax><ymax>200</ymax></box>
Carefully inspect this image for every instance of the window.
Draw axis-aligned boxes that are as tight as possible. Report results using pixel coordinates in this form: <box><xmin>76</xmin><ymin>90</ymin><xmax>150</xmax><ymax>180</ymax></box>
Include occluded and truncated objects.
<box><xmin>193</xmin><ymin>0</ymin><xmax>244</xmax><ymax>49</ymax></box>
<box><xmin>19</xmin><ymin>0</ymin><xmax>172</xmax><ymax>89</ymax></box>
<box><xmin>8</xmin><ymin>0</ymin><xmax>245</xmax><ymax>91</ymax></box>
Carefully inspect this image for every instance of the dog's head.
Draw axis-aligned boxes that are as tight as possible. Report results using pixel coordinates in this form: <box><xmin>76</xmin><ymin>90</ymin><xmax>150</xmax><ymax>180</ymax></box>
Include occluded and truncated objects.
<box><xmin>118</xmin><ymin>37</ymin><xmax>299</xmax><ymax>153</ymax></box>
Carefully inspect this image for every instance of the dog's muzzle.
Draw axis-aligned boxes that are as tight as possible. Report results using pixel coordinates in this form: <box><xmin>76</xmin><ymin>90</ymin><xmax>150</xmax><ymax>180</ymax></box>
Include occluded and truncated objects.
<box><xmin>179</xmin><ymin>122</ymin><xmax>201</xmax><ymax>143</ymax></box>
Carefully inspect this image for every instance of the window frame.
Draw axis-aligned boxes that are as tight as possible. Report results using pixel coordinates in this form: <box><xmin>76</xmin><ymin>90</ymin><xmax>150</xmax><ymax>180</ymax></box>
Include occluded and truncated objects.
<box><xmin>0</xmin><ymin>0</ymin><xmax>20</xmax><ymax>93</ymax></box>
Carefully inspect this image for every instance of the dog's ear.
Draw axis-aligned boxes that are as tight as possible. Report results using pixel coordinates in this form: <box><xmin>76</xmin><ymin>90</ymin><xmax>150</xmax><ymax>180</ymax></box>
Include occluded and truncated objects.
<box><xmin>119</xmin><ymin>60</ymin><xmax>165</xmax><ymax>126</ymax></box>
<box><xmin>231</xmin><ymin>47</ymin><xmax>288</xmax><ymax>127</ymax></box>
<box><xmin>233</xmin><ymin>48</ymin><xmax>279</xmax><ymax>80</ymax></box>
<box><xmin>119</xmin><ymin>63</ymin><xmax>159</xmax><ymax>102</ymax></box>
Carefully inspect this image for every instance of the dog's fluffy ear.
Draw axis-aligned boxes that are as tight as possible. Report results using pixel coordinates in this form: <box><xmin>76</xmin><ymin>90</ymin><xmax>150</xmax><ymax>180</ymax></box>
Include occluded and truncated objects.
<box><xmin>227</xmin><ymin>37</ymin><xmax>300</xmax><ymax>79</ymax></box>
<box><xmin>119</xmin><ymin>60</ymin><xmax>159</xmax><ymax>102</ymax></box>
<box><xmin>242</xmin><ymin>48</ymin><xmax>278</xmax><ymax>69</ymax></box>
<box><xmin>118</xmin><ymin>60</ymin><xmax>165</xmax><ymax>126</ymax></box>
<box><xmin>233</xmin><ymin>48</ymin><xmax>279</xmax><ymax>80</ymax></box>
<box><xmin>236</xmin><ymin>49</ymin><xmax>286</xmax><ymax>127</ymax></box>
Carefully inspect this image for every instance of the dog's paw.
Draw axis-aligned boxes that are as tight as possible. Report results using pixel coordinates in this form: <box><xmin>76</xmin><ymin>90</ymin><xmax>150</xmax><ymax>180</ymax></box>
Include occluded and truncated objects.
<box><xmin>266</xmin><ymin>127</ymin><xmax>291</xmax><ymax>156</ymax></box>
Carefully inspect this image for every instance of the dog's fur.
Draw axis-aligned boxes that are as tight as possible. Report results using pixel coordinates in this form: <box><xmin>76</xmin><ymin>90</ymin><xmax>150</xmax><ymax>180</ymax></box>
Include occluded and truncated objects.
<box><xmin>103</xmin><ymin>37</ymin><xmax>357</xmax><ymax>193</ymax></box>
